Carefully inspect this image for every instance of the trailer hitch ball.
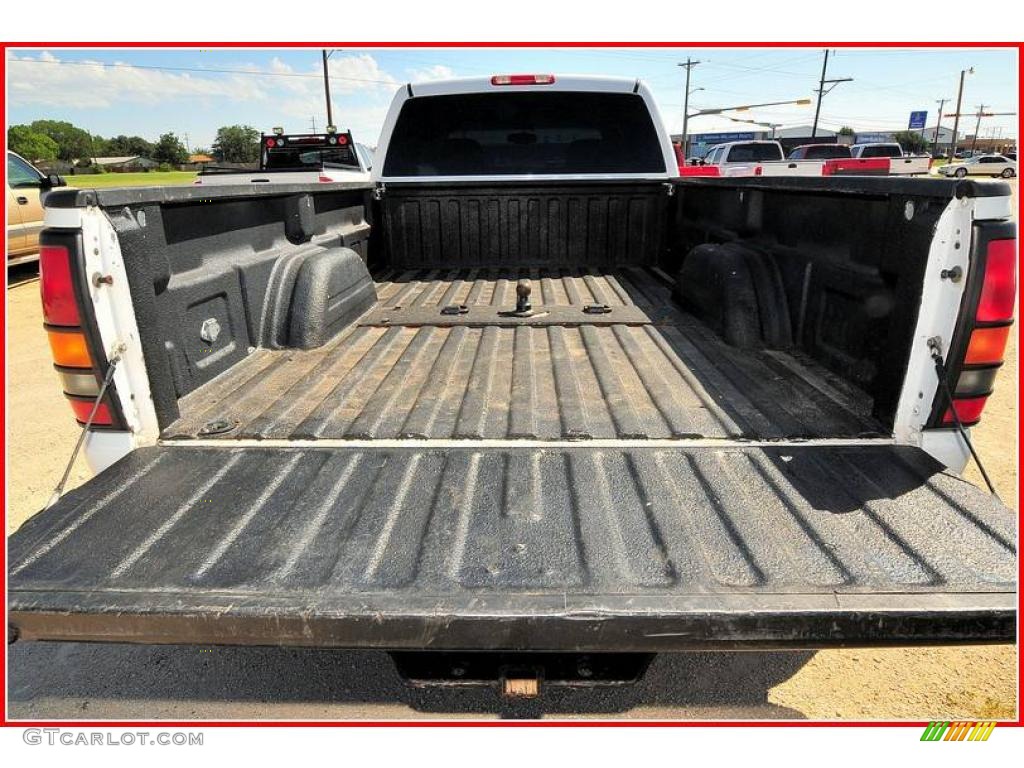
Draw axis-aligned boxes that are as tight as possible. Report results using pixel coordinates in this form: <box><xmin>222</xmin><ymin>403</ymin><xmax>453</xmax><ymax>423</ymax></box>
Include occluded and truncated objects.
<box><xmin>515</xmin><ymin>280</ymin><xmax>533</xmax><ymax>314</ymax></box>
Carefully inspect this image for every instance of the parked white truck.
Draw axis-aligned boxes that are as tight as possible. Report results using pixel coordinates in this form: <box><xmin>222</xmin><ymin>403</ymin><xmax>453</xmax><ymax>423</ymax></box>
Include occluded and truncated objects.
<box><xmin>193</xmin><ymin>128</ymin><xmax>373</xmax><ymax>186</ymax></box>
<box><xmin>702</xmin><ymin>140</ymin><xmax>931</xmax><ymax>177</ymax></box>
<box><xmin>10</xmin><ymin>74</ymin><xmax>1016</xmax><ymax>693</ymax></box>
<box><xmin>850</xmin><ymin>142</ymin><xmax>932</xmax><ymax>175</ymax></box>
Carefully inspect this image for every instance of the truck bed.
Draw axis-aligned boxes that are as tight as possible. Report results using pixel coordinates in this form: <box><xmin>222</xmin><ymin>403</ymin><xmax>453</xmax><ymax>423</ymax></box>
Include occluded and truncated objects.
<box><xmin>14</xmin><ymin>178</ymin><xmax>1014</xmax><ymax>651</ymax></box>
<box><xmin>164</xmin><ymin>267</ymin><xmax>883</xmax><ymax>442</ymax></box>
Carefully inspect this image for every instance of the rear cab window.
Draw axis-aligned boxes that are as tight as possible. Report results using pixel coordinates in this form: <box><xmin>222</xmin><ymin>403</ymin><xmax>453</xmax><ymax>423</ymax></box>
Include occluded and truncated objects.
<box><xmin>381</xmin><ymin>91</ymin><xmax>667</xmax><ymax>176</ymax></box>
<box><xmin>724</xmin><ymin>143</ymin><xmax>783</xmax><ymax>163</ymax></box>
<box><xmin>262</xmin><ymin>135</ymin><xmax>360</xmax><ymax>171</ymax></box>
<box><xmin>860</xmin><ymin>144</ymin><xmax>904</xmax><ymax>158</ymax></box>
<box><xmin>801</xmin><ymin>145</ymin><xmax>851</xmax><ymax>160</ymax></box>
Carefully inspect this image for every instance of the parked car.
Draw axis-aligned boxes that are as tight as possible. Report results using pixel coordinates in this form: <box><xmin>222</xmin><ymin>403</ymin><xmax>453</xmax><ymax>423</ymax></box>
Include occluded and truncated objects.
<box><xmin>788</xmin><ymin>143</ymin><xmax>851</xmax><ymax>160</ymax></box>
<box><xmin>6</xmin><ymin>151</ymin><xmax>65</xmax><ymax>266</ymax></box>
<box><xmin>11</xmin><ymin>74</ymin><xmax>1016</xmax><ymax>693</ymax></box>
<box><xmin>936</xmin><ymin>154</ymin><xmax>1017</xmax><ymax>178</ymax></box>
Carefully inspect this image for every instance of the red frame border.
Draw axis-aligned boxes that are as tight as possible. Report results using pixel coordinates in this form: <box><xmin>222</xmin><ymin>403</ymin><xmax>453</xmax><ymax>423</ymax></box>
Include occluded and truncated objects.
<box><xmin>1</xmin><ymin>40</ymin><xmax>1020</xmax><ymax>729</ymax></box>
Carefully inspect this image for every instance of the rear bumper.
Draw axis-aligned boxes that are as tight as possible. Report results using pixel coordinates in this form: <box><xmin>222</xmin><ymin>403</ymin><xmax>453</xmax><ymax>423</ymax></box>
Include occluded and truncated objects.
<box><xmin>11</xmin><ymin>591</ymin><xmax>1015</xmax><ymax>650</ymax></box>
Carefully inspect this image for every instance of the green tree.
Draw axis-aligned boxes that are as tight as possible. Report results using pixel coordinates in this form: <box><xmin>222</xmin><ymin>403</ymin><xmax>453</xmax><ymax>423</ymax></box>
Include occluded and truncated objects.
<box><xmin>8</xmin><ymin>125</ymin><xmax>59</xmax><ymax>162</ymax></box>
<box><xmin>29</xmin><ymin>119</ymin><xmax>95</xmax><ymax>161</ymax></box>
<box><xmin>212</xmin><ymin>125</ymin><xmax>260</xmax><ymax>163</ymax></box>
<box><xmin>838</xmin><ymin>126</ymin><xmax>855</xmax><ymax>136</ymax></box>
<box><xmin>99</xmin><ymin>134</ymin><xmax>156</xmax><ymax>157</ymax></box>
<box><xmin>152</xmin><ymin>132</ymin><xmax>189</xmax><ymax>166</ymax></box>
<box><xmin>894</xmin><ymin>130</ymin><xmax>928</xmax><ymax>154</ymax></box>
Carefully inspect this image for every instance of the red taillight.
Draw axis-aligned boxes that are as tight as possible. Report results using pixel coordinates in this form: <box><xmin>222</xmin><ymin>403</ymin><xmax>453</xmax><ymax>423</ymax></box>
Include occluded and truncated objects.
<box><xmin>942</xmin><ymin>395</ymin><xmax>988</xmax><ymax>427</ymax></box>
<box><xmin>935</xmin><ymin>234</ymin><xmax>1016</xmax><ymax>429</ymax></box>
<box><xmin>337</xmin><ymin>134</ymin><xmax>349</xmax><ymax>145</ymax></box>
<box><xmin>976</xmin><ymin>239</ymin><xmax>1016</xmax><ymax>322</ymax></box>
<box><xmin>266</xmin><ymin>138</ymin><xmax>276</xmax><ymax>147</ymax></box>
<box><xmin>318</xmin><ymin>175</ymin><xmax>332</xmax><ymax>183</ymax></box>
<box><xmin>67</xmin><ymin>396</ymin><xmax>113</xmax><ymax>426</ymax></box>
<box><xmin>40</xmin><ymin>245</ymin><xmax>81</xmax><ymax>327</ymax></box>
<box><xmin>40</xmin><ymin>239</ymin><xmax>118</xmax><ymax>428</ymax></box>
<box><xmin>491</xmin><ymin>74</ymin><xmax>556</xmax><ymax>86</ymax></box>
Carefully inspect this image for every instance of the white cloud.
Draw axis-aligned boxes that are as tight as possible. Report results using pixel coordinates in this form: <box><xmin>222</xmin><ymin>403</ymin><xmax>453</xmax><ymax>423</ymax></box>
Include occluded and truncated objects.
<box><xmin>406</xmin><ymin>64</ymin><xmax>456</xmax><ymax>83</ymax></box>
<box><xmin>5</xmin><ymin>50</ymin><xmax>429</xmax><ymax>146</ymax></box>
<box><xmin>6</xmin><ymin>51</ymin><xmax>265</xmax><ymax>108</ymax></box>
<box><xmin>328</xmin><ymin>54</ymin><xmax>400</xmax><ymax>95</ymax></box>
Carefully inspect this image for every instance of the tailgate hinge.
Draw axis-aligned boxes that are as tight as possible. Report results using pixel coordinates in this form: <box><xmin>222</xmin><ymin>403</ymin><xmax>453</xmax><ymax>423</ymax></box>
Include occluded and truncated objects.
<box><xmin>373</xmin><ymin>183</ymin><xmax>386</xmax><ymax>201</ymax></box>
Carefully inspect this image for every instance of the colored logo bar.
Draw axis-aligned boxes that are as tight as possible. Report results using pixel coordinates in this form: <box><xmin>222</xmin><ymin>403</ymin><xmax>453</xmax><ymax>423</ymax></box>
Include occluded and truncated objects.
<box><xmin>921</xmin><ymin>721</ymin><xmax>997</xmax><ymax>741</ymax></box>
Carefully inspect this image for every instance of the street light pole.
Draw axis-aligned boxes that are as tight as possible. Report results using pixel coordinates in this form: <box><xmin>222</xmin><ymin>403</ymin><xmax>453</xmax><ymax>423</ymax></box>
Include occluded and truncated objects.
<box><xmin>322</xmin><ymin>49</ymin><xmax>334</xmax><ymax>129</ymax></box>
<box><xmin>932</xmin><ymin>97</ymin><xmax>948</xmax><ymax>156</ymax></box>
<box><xmin>678</xmin><ymin>58</ymin><xmax>701</xmax><ymax>158</ymax></box>
<box><xmin>948</xmin><ymin>67</ymin><xmax>973</xmax><ymax>159</ymax></box>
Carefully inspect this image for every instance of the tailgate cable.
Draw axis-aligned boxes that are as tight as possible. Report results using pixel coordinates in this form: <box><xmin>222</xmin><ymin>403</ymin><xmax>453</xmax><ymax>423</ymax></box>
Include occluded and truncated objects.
<box><xmin>927</xmin><ymin>338</ymin><xmax>998</xmax><ymax>498</ymax></box>
<box><xmin>46</xmin><ymin>353</ymin><xmax>121</xmax><ymax>509</ymax></box>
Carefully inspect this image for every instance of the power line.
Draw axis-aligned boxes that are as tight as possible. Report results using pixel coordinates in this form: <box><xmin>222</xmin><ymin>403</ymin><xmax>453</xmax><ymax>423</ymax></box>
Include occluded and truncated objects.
<box><xmin>8</xmin><ymin>56</ymin><xmax>398</xmax><ymax>86</ymax></box>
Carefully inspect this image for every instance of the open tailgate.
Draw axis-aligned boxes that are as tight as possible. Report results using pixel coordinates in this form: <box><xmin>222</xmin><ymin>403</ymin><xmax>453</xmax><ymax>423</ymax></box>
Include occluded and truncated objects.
<box><xmin>9</xmin><ymin>444</ymin><xmax>1016</xmax><ymax>649</ymax></box>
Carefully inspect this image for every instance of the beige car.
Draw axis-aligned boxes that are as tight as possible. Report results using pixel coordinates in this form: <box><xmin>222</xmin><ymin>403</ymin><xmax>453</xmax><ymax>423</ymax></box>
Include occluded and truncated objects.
<box><xmin>7</xmin><ymin>151</ymin><xmax>65</xmax><ymax>266</ymax></box>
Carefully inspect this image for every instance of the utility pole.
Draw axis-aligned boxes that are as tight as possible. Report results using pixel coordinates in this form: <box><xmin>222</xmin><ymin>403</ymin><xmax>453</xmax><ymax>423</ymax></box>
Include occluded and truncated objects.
<box><xmin>322</xmin><ymin>49</ymin><xmax>335</xmax><ymax>129</ymax></box>
<box><xmin>678</xmin><ymin>58</ymin><xmax>701</xmax><ymax>159</ymax></box>
<box><xmin>970</xmin><ymin>104</ymin><xmax>986</xmax><ymax>154</ymax></box>
<box><xmin>931</xmin><ymin>98</ymin><xmax>948</xmax><ymax>156</ymax></box>
<box><xmin>946</xmin><ymin>103</ymin><xmax>1014</xmax><ymax>156</ymax></box>
<box><xmin>811</xmin><ymin>49</ymin><xmax>853</xmax><ymax>138</ymax></box>
<box><xmin>948</xmin><ymin>67</ymin><xmax>973</xmax><ymax>159</ymax></box>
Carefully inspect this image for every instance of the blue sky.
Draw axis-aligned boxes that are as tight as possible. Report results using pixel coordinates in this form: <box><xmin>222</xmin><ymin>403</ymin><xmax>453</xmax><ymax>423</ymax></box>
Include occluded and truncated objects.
<box><xmin>6</xmin><ymin>47</ymin><xmax>1018</xmax><ymax>149</ymax></box>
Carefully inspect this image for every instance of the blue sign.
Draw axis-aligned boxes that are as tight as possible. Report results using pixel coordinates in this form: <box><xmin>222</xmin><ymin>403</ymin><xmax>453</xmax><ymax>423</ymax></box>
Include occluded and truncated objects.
<box><xmin>909</xmin><ymin>111</ymin><xmax>928</xmax><ymax>130</ymax></box>
<box><xmin>691</xmin><ymin>131</ymin><xmax>757</xmax><ymax>143</ymax></box>
<box><xmin>856</xmin><ymin>132</ymin><xmax>893</xmax><ymax>144</ymax></box>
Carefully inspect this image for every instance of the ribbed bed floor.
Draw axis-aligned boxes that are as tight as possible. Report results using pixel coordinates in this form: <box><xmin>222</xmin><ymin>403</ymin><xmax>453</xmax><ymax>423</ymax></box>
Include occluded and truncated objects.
<box><xmin>164</xmin><ymin>268</ymin><xmax>884</xmax><ymax>441</ymax></box>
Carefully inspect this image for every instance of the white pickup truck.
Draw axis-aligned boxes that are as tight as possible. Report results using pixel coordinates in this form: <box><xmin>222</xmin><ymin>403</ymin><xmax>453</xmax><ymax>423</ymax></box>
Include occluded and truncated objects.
<box><xmin>701</xmin><ymin>140</ymin><xmax>931</xmax><ymax>178</ymax></box>
<box><xmin>850</xmin><ymin>142</ymin><xmax>932</xmax><ymax>176</ymax></box>
<box><xmin>10</xmin><ymin>73</ymin><xmax>1016</xmax><ymax>692</ymax></box>
<box><xmin>699</xmin><ymin>140</ymin><xmax>823</xmax><ymax>177</ymax></box>
<box><xmin>193</xmin><ymin>129</ymin><xmax>373</xmax><ymax>186</ymax></box>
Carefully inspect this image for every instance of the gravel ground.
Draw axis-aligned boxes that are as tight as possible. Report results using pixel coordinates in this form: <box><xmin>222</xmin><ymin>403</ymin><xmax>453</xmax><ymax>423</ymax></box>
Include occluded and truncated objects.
<box><xmin>5</xmin><ymin>185</ymin><xmax>1018</xmax><ymax>718</ymax></box>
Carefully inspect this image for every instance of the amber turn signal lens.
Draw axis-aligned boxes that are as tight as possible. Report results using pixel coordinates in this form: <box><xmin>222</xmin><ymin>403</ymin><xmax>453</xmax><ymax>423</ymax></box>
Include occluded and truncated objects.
<box><xmin>964</xmin><ymin>325</ymin><xmax>1010</xmax><ymax>365</ymax></box>
<box><xmin>47</xmin><ymin>329</ymin><xmax>93</xmax><ymax>368</ymax></box>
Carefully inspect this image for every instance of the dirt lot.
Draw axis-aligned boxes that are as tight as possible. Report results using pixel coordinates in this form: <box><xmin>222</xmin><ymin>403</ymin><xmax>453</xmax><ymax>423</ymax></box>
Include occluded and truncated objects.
<box><xmin>4</xmin><ymin>185</ymin><xmax>1018</xmax><ymax>718</ymax></box>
